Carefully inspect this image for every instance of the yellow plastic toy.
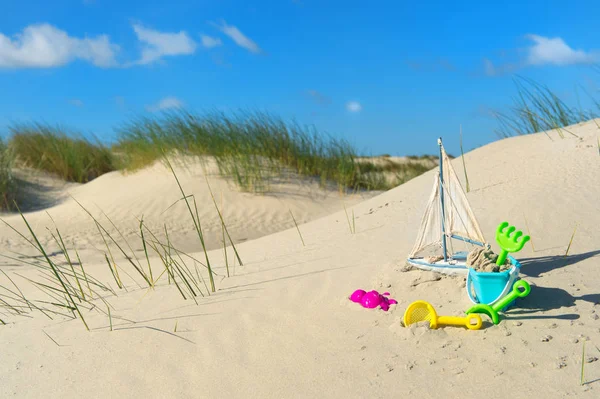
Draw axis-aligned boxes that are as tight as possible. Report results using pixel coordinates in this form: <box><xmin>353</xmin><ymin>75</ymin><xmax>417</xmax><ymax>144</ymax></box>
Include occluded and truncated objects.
<box><xmin>403</xmin><ymin>300</ymin><xmax>482</xmax><ymax>330</ymax></box>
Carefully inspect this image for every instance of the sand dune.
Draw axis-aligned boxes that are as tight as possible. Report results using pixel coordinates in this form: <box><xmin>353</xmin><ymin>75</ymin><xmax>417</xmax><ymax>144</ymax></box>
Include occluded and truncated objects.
<box><xmin>1</xmin><ymin>121</ymin><xmax>600</xmax><ymax>398</ymax></box>
<box><xmin>0</xmin><ymin>158</ymin><xmax>379</xmax><ymax>264</ymax></box>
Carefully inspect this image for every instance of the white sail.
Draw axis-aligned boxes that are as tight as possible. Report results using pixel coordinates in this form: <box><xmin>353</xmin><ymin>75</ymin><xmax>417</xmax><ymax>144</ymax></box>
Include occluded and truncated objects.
<box><xmin>409</xmin><ymin>141</ymin><xmax>486</xmax><ymax>261</ymax></box>
<box><xmin>440</xmin><ymin>145</ymin><xmax>485</xmax><ymax>244</ymax></box>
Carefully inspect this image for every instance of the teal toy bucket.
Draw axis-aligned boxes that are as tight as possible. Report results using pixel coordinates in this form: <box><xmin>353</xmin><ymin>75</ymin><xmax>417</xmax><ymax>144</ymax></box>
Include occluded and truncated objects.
<box><xmin>466</xmin><ymin>256</ymin><xmax>521</xmax><ymax>307</ymax></box>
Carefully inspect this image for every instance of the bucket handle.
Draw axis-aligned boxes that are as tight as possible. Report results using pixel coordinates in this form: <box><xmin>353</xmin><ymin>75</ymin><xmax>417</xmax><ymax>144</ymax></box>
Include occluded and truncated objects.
<box><xmin>466</xmin><ymin>266</ymin><xmax>520</xmax><ymax>305</ymax></box>
<box><xmin>466</xmin><ymin>268</ymin><xmax>479</xmax><ymax>304</ymax></box>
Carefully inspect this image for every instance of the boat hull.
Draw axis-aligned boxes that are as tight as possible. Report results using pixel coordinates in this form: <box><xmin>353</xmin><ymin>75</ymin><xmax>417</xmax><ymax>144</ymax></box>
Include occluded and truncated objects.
<box><xmin>406</xmin><ymin>257</ymin><xmax>471</xmax><ymax>275</ymax></box>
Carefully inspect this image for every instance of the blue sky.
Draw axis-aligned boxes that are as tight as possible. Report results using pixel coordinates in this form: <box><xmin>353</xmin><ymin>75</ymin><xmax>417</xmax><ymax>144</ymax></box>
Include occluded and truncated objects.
<box><xmin>1</xmin><ymin>0</ymin><xmax>599</xmax><ymax>156</ymax></box>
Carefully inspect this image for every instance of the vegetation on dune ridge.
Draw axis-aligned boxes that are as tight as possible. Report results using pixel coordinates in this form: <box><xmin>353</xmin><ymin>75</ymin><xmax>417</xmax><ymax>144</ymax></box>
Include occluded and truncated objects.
<box><xmin>0</xmin><ymin>137</ymin><xmax>15</xmax><ymax>210</ymax></box>
<box><xmin>0</xmin><ymin>164</ymin><xmax>236</xmax><ymax>328</ymax></box>
<box><xmin>114</xmin><ymin>110</ymin><xmax>396</xmax><ymax>192</ymax></box>
<box><xmin>493</xmin><ymin>75</ymin><xmax>599</xmax><ymax>138</ymax></box>
<box><xmin>8</xmin><ymin>122</ymin><xmax>115</xmax><ymax>183</ymax></box>
<box><xmin>4</xmin><ymin>72</ymin><xmax>598</xmax><ymax>205</ymax></box>
<box><xmin>3</xmin><ymin>110</ymin><xmax>434</xmax><ymax>197</ymax></box>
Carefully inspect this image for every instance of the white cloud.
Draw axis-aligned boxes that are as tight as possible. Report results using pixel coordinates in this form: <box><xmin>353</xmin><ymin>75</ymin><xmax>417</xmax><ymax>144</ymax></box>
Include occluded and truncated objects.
<box><xmin>68</xmin><ymin>98</ymin><xmax>84</xmax><ymax>107</ymax></box>
<box><xmin>146</xmin><ymin>96</ymin><xmax>184</xmax><ymax>112</ymax></box>
<box><xmin>525</xmin><ymin>35</ymin><xmax>596</xmax><ymax>66</ymax></box>
<box><xmin>200</xmin><ymin>34</ymin><xmax>222</xmax><ymax>49</ymax></box>
<box><xmin>0</xmin><ymin>23</ymin><xmax>119</xmax><ymax>68</ymax></box>
<box><xmin>132</xmin><ymin>24</ymin><xmax>196</xmax><ymax>65</ymax></box>
<box><xmin>482</xmin><ymin>34</ymin><xmax>596</xmax><ymax>77</ymax></box>
<box><xmin>346</xmin><ymin>101</ymin><xmax>362</xmax><ymax>113</ymax></box>
<box><xmin>214</xmin><ymin>20</ymin><xmax>261</xmax><ymax>54</ymax></box>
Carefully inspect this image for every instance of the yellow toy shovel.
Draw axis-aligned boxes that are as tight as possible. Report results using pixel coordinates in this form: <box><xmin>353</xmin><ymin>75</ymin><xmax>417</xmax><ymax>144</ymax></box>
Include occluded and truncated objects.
<box><xmin>403</xmin><ymin>300</ymin><xmax>482</xmax><ymax>330</ymax></box>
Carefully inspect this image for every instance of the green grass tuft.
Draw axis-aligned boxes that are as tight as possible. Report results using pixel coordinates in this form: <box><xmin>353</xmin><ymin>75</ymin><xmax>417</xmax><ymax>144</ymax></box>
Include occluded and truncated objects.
<box><xmin>8</xmin><ymin>122</ymin><xmax>115</xmax><ymax>183</ymax></box>
<box><xmin>3</xmin><ymin>111</ymin><xmax>435</xmax><ymax>195</ymax></box>
<box><xmin>494</xmin><ymin>75</ymin><xmax>594</xmax><ymax>138</ymax></box>
<box><xmin>115</xmin><ymin>110</ymin><xmax>392</xmax><ymax>192</ymax></box>
<box><xmin>0</xmin><ymin>137</ymin><xmax>15</xmax><ymax>210</ymax></box>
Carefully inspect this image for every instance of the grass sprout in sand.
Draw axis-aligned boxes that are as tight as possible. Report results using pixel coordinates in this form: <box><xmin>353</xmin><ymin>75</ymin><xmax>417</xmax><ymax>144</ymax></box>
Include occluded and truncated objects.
<box><xmin>0</xmin><ymin>206</ymin><xmax>100</xmax><ymax>330</ymax></box>
<box><xmin>0</xmin><ymin>162</ymin><xmax>234</xmax><ymax>327</ymax></box>
<box><xmin>163</xmin><ymin>154</ymin><xmax>216</xmax><ymax>292</ymax></box>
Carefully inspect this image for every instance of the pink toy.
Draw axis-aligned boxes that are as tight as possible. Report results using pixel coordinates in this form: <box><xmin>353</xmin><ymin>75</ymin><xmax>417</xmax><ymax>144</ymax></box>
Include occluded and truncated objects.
<box><xmin>349</xmin><ymin>289</ymin><xmax>397</xmax><ymax>311</ymax></box>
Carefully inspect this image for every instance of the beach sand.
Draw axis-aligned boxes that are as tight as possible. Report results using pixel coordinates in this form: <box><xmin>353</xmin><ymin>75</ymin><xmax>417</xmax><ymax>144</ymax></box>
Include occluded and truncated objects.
<box><xmin>1</xmin><ymin>120</ymin><xmax>599</xmax><ymax>398</ymax></box>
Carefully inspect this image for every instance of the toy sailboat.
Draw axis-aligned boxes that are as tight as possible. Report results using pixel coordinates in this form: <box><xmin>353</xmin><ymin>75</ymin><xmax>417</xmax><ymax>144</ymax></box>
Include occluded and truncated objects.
<box><xmin>406</xmin><ymin>138</ymin><xmax>487</xmax><ymax>274</ymax></box>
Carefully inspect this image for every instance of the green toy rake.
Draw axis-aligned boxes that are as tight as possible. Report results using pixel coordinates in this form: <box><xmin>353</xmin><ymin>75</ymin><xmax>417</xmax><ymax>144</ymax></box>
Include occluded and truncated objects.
<box><xmin>495</xmin><ymin>221</ymin><xmax>530</xmax><ymax>266</ymax></box>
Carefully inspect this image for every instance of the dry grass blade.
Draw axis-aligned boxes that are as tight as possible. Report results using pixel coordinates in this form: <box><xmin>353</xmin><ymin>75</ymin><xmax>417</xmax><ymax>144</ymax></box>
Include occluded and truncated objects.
<box><xmin>162</xmin><ymin>152</ymin><xmax>215</xmax><ymax>292</ymax></box>
<box><xmin>47</xmin><ymin>220</ymin><xmax>85</xmax><ymax>301</ymax></box>
<box><xmin>164</xmin><ymin>225</ymin><xmax>199</xmax><ymax>304</ymax></box>
<box><xmin>523</xmin><ymin>213</ymin><xmax>536</xmax><ymax>252</ymax></box>
<box><xmin>74</xmin><ymin>248</ymin><xmax>93</xmax><ymax>298</ymax></box>
<box><xmin>1</xmin><ymin>270</ymin><xmax>31</xmax><ymax>311</ymax></box>
<box><xmin>104</xmin><ymin>253</ymin><xmax>122</xmax><ymax>289</ymax></box>
<box><xmin>205</xmin><ymin>176</ymin><xmax>243</xmax><ymax>266</ymax></box>
<box><xmin>581</xmin><ymin>339</ymin><xmax>586</xmax><ymax>386</ymax></box>
<box><xmin>289</xmin><ymin>209</ymin><xmax>305</xmax><ymax>246</ymax></box>
<box><xmin>460</xmin><ymin>125</ymin><xmax>470</xmax><ymax>193</ymax></box>
<box><xmin>139</xmin><ymin>216</ymin><xmax>154</xmax><ymax>286</ymax></box>
<box><xmin>220</xmin><ymin>192</ymin><xmax>229</xmax><ymax>277</ymax></box>
<box><xmin>192</xmin><ymin>195</ymin><xmax>215</xmax><ymax>292</ymax></box>
<box><xmin>565</xmin><ymin>223</ymin><xmax>578</xmax><ymax>257</ymax></box>
<box><xmin>343</xmin><ymin>203</ymin><xmax>355</xmax><ymax>234</ymax></box>
<box><xmin>72</xmin><ymin>196</ymin><xmax>150</xmax><ymax>286</ymax></box>
<box><xmin>146</xmin><ymin>238</ymin><xmax>188</xmax><ymax>299</ymax></box>
<box><xmin>42</xmin><ymin>330</ymin><xmax>61</xmax><ymax>346</ymax></box>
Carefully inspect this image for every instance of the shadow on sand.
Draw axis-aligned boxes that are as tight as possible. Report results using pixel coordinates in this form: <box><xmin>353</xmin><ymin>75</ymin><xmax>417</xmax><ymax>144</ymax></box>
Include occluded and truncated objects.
<box><xmin>519</xmin><ymin>250</ymin><xmax>600</xmax><ymax>278</ymax></box>
<box><xmin>11</xmin><ymin>175</ymin><xmax>72</xmax><ymax>212</ymax></box>
<box><xmin>504</xmin><ymin>285</ymin><xmax>600</xmax><ymax>321</ymax></box>
<box><xmin>499</xmin><ymin>250</ymin><xmax>600</xmax><ymax>321</ymax></box>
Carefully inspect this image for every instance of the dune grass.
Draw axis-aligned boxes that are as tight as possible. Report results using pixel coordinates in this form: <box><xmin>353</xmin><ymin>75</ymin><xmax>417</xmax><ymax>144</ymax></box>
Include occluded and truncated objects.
<box><xmin>4</xmin><ymin>111</ymin><xmax>434</xmax><ymax>195</ymax></box>
<box><xmin>493</xmin><ymin>75</ymin><xmax>597</xmax><ymax>138</ymax></box>
<box><xmin>0</xmin><ymin>162</ymin><xmax>232</xmax><ymax>326</ymax></box>
<box><xmin>115</xmin><ymin>110</ymin><xmax>392</xmax><ymax>192</ymax></box>
<box><xmin>0</xmin><ymin>137</ymin><xmax>15</xmax><ymax>210</ymax></box>
<box><xmin>8</xmin><ymin>122</ymin><xmax>115</xmax><ymax>183</ymax></box>
<box><xmin>356</xmin><ymin>158</ymin><xmax>432</xmax><ymax>188</ymax></box>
